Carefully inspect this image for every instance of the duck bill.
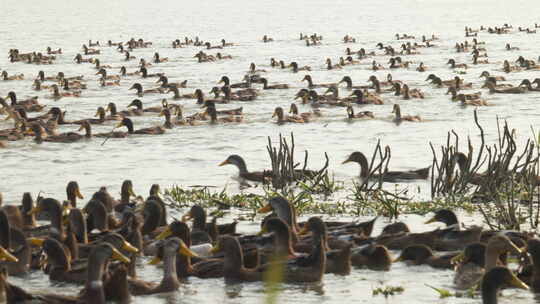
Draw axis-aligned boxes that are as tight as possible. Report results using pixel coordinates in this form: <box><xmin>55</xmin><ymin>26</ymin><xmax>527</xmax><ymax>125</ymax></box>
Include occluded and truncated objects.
<box><xmin>341</xmin><ymin>159</ymin><xmax>351</xmax><ymax>165</ymax></box>
<box><xmin>257</xmin><ymin>227</ymin><xmax>268</xmax><ymax>236</ymax></box>
<box><xmin>181</xmin><ymin>211</ymin><xmax>192</xmax><ymax>222</ymax></box>
<box><xmin>0</xmin><ymin>247</ymin><xmax>18</xmax><ymax>263</ymax></box>
<box><xmin>257</xmin><ymin>204</ymin><xmax>273</xmax><ymax>213</ymax></box>
<box><xmin>28</xmin><ymin>206</ymin><xmax>43</xmax><ymax>215</ymax></box>
<box><xmin>509</xmin><ymin>275</ymin><xmax>529</xmax><ymax>290</ymax></box>
<box><xmin>218</xmin><ymin>159</ymin><xmax>229</xmax><ymax>167</ymax></box>
<box><xmin>210</xmin><ymin>244</ymin><xmax>221</xmax><ymax>254</ymax></box>
<box><xmin>156</xmin><ymin>227</ymin><xmax>173</xmax><ymax>240</ymax></box>
<box><xmin>450</xmin><ymin>252</ymin><xmax>464</xmax><ymax>265</ymax></box>
<box><xmin>178</xmin><ymin>243</ymin><xmax>199</xmax><ymax>257</ymax></box>
<box><xmin>128</xmin><ymin>187</ymin><xmax>137</xmax><ymax>198</ymax></box>
<box><xmin>424</xmin><ymin>217</ymin><xmax>437</xmax><ymax>224</ymax></box>
<box><xmin>111</xmin><ymin>247</ymin><xmax>131</xmax><ymax>263</ymax></box>
<box><xmin>392</xmin><ymin>256</ymin><xmax>404</xmax><ymax>263</ymax></box>
<box><xmin>148</xmin><ymin>256</ymin><xmax>162</xmax><ymax>265</ymax></box>
<box><xmin>122</xmin><ymin>241</ymin><xmax>139</xmax><ymax>253</ymax></box>
<box><xmin>115</xmin><ymin>122</ymin><xmax>124</xmax><ymax>128</ymax></box>
<box><xmin>297</xmin><ymin>225</ymin><xmax>310</xmax><ymax>236</ymax></box>
<box><xmin>28</xmin><ymin>238</ymin><xmax>45</xmax><ymax>247</ymax></box>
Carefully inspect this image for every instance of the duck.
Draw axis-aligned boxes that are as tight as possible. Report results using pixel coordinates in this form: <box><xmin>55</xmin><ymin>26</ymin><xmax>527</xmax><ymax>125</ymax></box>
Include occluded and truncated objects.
<box><xmin>519</xmin><ymin>79</ymin><xmax>540</xmax><ymax>91</ymax></box>
<box><xmin>128</xmin><ymin>99</ymin><xmax>167</xmax><ymax>113</ymax></box>
<box><xmin>290</xmin><ymin>62</ymin><xmax>311</xmax><ymax>73</ymax></box>
<box><xmin>219</xmin><ymin>76</ymin><xmax>250</xmax><ymax>88</ymax></box>
<box><xmin>219</xmin><ymin>155</ymin><xmax>271</xmax><ymax>183</ymax></box>
<box><xmin>260</xmin><ymin>78</ymin><xmax>289</xmax><ymax>89</ymax></box>
<box><xmin>447</xmin><ymin>87</ymin><xmax>482</xmax><ymax>101</ymax></box>
<box><xmin>50</xmin><ymin>84</ymin><xmax>81</xmax><ymax>99</ymax></box>
<box><xmin>349</xmin><ymin>89</ymin><xmax>384</xmax><ymax>105</ymax></box>
<box><xmin>302</xmin><ymin>75</ymin><xmax>335</xmax><ymax>88</ymax></box>
<box><xmin>457</xmin><ymin>94</ymin><xmax>488</xmax><ymax>106</ymax></box>
<box><xmin>1</xmin><ymin>71</ymin><xmax>24</xmax><ymax>81</ymax></box>
<box><xmin>139</xmin><ymin>66</ymin><xmax>162</xmax><ymax>78</ymax></box>
<box><xmin>0</xmin><ymin>210</ymin><xmax>31</xmax><ymax>275</ymax></box>
<box><xmin>156</xmin><ymin>75</ymin><xmax>187</xmax><ymax>89</ymax></box>
<box><xmin>29</xmin><ymin>123</ymin><xmax>88</xmax><ymax>143</ymax></box>
<box><xmin>206</xmin><ymin>105</ymin><xmax>243</xmax><ymax>124</ymax></box>
<box><xmin>168</xmin><ymin>87</ymin><xmax>198</xmax><ymax>100</ymax></box>
<box><xmin>273</xmin><ymin>106</ymin><xmax>306</xmax><ymax>124</ymax></box>
<box><xmin>473</xmin><ymin>54</ymin><xmax>489</xmax><ymax>65</ymax></box>
<box><xmin>325</xmin><ymin>58</ymin><xmax>342</xmax><ymax>70</ymax></box>
<box><xmin>481</xmin><ymin>267</ymin><xmax>529</xmax><ymax>304</ymax></box>
<box><xmin>210</xmin><ymin>236</ymin><xmax>263</xmax><ymax>282</ymax></box>
<box><xmin>338</xmin><ymin>76</ymin><xmax>371</xmax><ymax>90</ymax></box>
<box><xmin>119</xmin><ymin>66</ymin><xmax>140</xmax><ymax>76</ymax></box>
<box><xmin>99</xmin><ymin>78</ymin><xmax>120</xmax><ymax>87</ymax></box>
<box><xmin>342</xmin><ymin>151</ymin><xmax>430</xmax><ymax>181</ymax></box>
<box><xmin>416</xmin><ymin>62</ymin><xmax>427</xmax><ymax>72</ymax></box>
<box><xmin>393</xmin><ymin>244</ymin><xmax>458</xmax><ymax>269</ymax></box>
<box><xmin>128</xmin><ymin>238</ymin><xmax>197</xmax><ymax>295</ymax></box>
<box><xmin>216</xmin><ymin>52</ymin><xmax>233</xmax><ymax>60</ymax></box>
<box><xmin>36</xmin><ymin>70</ymin><xmax>56</xmax><ymax>82</ymax></box>
<box><xmin>129</xmin><ymin>83</ymin><xmax>165</xmax><ymax>97</ymax></box>
<box><xmin>452</xmin><ymin>242</ymin><xmax>486</xmax><ymax>289</ymax></box>
<box><xmin>153</xmin><ymin>52</ymin><xmax>168</xmax><ymax>63</ymax></box>
<box><xmin>346</xmin><ymin>105</ymin><xmax>374</xmax><ymax>119</ymax></box>
<box><xmin>485</xmin><ymin>81</ymin><xmax>526</xmax><ymax>94</ymax></box>
<box><xmin>116</xmin><ymin>117</ymin><xmax>165</xmax><ymax>135</ymax></box>
<box><xmin>72</xmin><ymin>107</ymin><xmax>107</xmax><ymax>125</ymax></box>
<box><xmin>96</xmin><ymin>68</ymin><xmax>120</xmax><ymax>80</ymax></box>
<box><xmin>290</xmin><ymin>103</ymin><xmax>320</xmax><ymax>120</ymax></box>
<box><xmin>401</xmin><ymin>84</ymin><xmax>424</xmax><ymax>99</ymax></box>
<box><xmin>392</xmin><ymin>104</ymin><xmax>421</xmax><ymax>123</ymax></box>
<box><xmin>447</xmin><ymin>59</ymin><xmax>468</xmax><ymax>69</ymax></box>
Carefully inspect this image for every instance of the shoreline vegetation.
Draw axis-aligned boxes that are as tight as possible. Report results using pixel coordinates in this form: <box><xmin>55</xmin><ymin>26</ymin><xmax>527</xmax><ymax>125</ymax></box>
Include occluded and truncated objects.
<box><xmin>165</xmin><ymin>110</ymin><xmax>540</xmax><ymax>231</ymax></box>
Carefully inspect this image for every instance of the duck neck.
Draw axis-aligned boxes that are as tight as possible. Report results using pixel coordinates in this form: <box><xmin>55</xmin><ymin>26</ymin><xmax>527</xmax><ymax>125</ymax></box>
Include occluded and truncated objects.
<box><xmin>161</xmin><ymin>250</ymin><xmax>180</xmax><ymax>288</ymax></box>
<box><xmin>394</xmin><ymin>107</ymin><xmax>402</xmax><ymax>120</ymax></box>
<box><xmin>484</xmin><ymin>249</ymin><xmax>501</xmax><ymax>272</ymax></box>
<box><xmin>193</xmin><ymin>212</ymin><xmax>206</xmax><ymax>231</ymax></box>
<box><xmin>224</xmin><ymin>241</ymin><xmax>244</xmax><ymax>277</ymax></box>
<box><xmin>84</xmin><ymin>253</ymin><xmax>107</xmax><ymax>304</ymax></box>
<box><xmin>481</xmin><ymin>278</ymin><xmax>499</xmax><ymax>304</ymax></box>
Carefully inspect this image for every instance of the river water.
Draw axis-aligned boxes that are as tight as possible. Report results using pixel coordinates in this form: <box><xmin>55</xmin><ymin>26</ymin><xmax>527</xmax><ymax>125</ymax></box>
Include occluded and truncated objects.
<box><xmin>1</xmin><ymin>0</ymin><xmax>540</xmax><ymax>303</ymax></box>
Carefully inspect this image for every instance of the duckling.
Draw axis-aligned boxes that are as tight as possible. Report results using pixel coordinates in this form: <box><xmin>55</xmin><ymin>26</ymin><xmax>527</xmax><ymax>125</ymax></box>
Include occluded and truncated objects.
<box><xmin>447</xmin><ymin>59</ymin><xmax>468</xmax><ymax>69</ymax></box>
<box><xmin>290</xmin><ymin>62</ymin><xmax>311</xmax><ymax>73</ymax></box>
<box><xmin>302</xmin><ymin>75</ymin><xmax>335</xmax><ymax>88</ymax></box>
<box><xmin>392</xmin><ymin>104</ymin><xmax>421</xmax><ymax>123</ymax></box>
<box><xmin>273</xmin><ymin>107</ymin><xmax>306</xmax><ymax>124</ymax></box>
<box><xmin>153</xmin><ymin>52</ymin><xmax>168</xmax><ymax>63</ymax></box>
<box><xmin>260</xmin><ymin>77</ymin><xmax>289</xmax><ymax>89</ymax></box>
<box><xmin>1</xmin><ymin>71</ymin><xmax>24</xmax><ymax>81</ymax></box>
<box><xmin>96</xmin><ymin>68</ymin><xmax>120</xmax><ymax>80</ymax></box>
<box><xmin>116</xmin><ymin>117</ymin><xmax>165</xmax><ymax>135</ymax></box>
<box><xmin>129</xmin><ymin>83</ymin><xmax>165</xmax><ymax>97</ymax></box>
<box><xmin>346</xmin><ymin>106</ymin><xmax>374</xmax><ymax>119</ymax></box>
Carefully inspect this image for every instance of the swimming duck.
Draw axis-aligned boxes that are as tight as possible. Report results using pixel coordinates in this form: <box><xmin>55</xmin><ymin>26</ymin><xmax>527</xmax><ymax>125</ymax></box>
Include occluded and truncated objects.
<box><xmin>57</xmin><ymin>71</ymin><xmax>84</xmax><ymax>82</ymax></box>
<box><xmin>392</xmin><ymin>104</ymin><xmax>421</xmax><ymax>123</ymax></box>
<box><xmin>128</xmin><ymin>99</ymin><xmax>167</xmax><ymax>113</ymax></box>
<box><xmin>473</xmin><ymin>54</ymin><xmax>489</xmax><ymax>65</ymax></box>
<box><xmin>156</xmin><ymin>75</ymin><xmax>187</xmax><ymax>89</ymax></box>
<box><xmin>457</xmin><ymin>94</ymin><xmax>488</xmax><ymax>106</ymax></box>
<box><xmin>29</xmin><ymin>123</ymin><xmax>87</xmax><ymax>143</ymax></box>
<box><xmin>167</xmin><ymin>87</ymin><xmax>197</xmax><ymax>100</ymax></box>
<box><xmin>1</xmin><ymin>71</ymin><xmax>24</xmax><ymax>81</ymax></box>
<box><xmin>119</xmin><ymin>66</ymin><xmax>139</xmax><ymax>77</ymax></box>
<box><xmin>394</xmin><ymin>244</ymin><xmax>457</xmax><ymax>269</ymax></box>
<box><xmin>485</xmin><ymin>81</ymin><xmax>526</xmax><ymax>94</ymax></box>
<box><xmin>447</xmin><ymin>87</ymin><xmax>482</xmax><ymax>101</ymax></box>
<box><xmin>72</xmin><ymin>107</ymin><xmax>107</xmax><ymax>125</ymax></box>
<box><xmin>116</xmin><ymin>117</ymin><xmax>165</xmax><ymax>135</ymax></box>
<box><xmin>216</xmin><ymin>52</ymin><xmax>232</xmax><ymax>60</ymax></box>
<box><xmin>302</xmin><ymin>75</ymin><xmax>335</xmax><ymax>89</ymax></box>
<box><xmin>99</xmin><ymin>78</ymin><xmax>120</xmax><ymax>87</ymax></box>
<box><xmin>210</xmin><ymin>236</ymin><xmax>263</xmax><ymax>282</ymax></box>
<box><xmin>46</xmin><ymin>47</ymin><xmax>62</xmax><ymax>54</ymax></box>
<box><xmin>519</xmin><ymin>79</ymin><xmax>540</xmax><ymax>91</ymax></box>
<box><xmin>346</xmin><ymin>105</ymin><xmax>374</xmax><ymax>119</ymax></box>
<box><xmin>0</xmin><ymin>210</ymin><xmax>31</xmax><ymax>275</ymax></box>
<box><xmin>452</xmin><ymin>242</ymin><xmax>486</xmax><ymax>289</ymax></box>
<box><xmin>153</xmin><ymin>52</ymin><xmax>168</xmax><ymax>63</ymax></box>
<box><xmin>139</xmin><ymin>66</ymin><xmax>162</xmax><ymax>78</ymax></box>
<box><xmin>219</xmin><ymin>76</ymin><xmax>250</xmax><ymax>88</ymax></box>
<box><xmin>273</xmin><ymin>106</ymin><xmax>306</xmax><ymax>124</ymax></box>
<box><xmin>290</xmin><ymin>103</ymin><xmax>321</xmax><ymax>120</ymax></box>
<box><xmin>36</xmin><ymin>70</ymin><xmax>56</xmax><ymax>82</ymax></box>
<box><xmin>325</xmin><ymin>58</ymin><xmax>342</xmax><ymax>70</ymax></box>
<box><xmin>207</xmin><ymin>105</ymin><xmax>242</xmax><ymax>124</ymax></box>
<box><xmin>401</xmin><ymin>84</ymin><xmax>424</xmax><ymax>99</ymax></box>
<box><xmin>342</xmin><ymin>151</ymin><xmax>430</xmax><ymax>181</ymax></box>
<box><xmin>260</xmin><ymin>78</ymin><xmax>289</xmax><ymax>89</ymax></box>
<box><xmin>219</xmin><ymin>154</ymin><xmax>271</xmax><ymax>183</ymax></box>
<box><xmin>416</xmin><ymin>62</ymin><xmax>427</xmax><ymax>72</ymax></box>
<box><xmin>339</xmin><ymin>76</ymin><xmax>371</xmax><ymax>90</ymax></box>
<box><xmin>447</xmin><ymin>59</ymin><xmax>468</xmax><ymax>69</ymax></box>
<box><xmin>96</xmin><ymin>68</ymin><xmax>120</xmax><ymax>80</ymax></box>
<box><xmin>290</xmin><ymin>62</ymin><xmax>311</xmax><ymax>73</ymax></box>
<box><xmin>129</xmin><ymin>83</ymin><xmax>166</xmax><ymax>97</ymax></box>
<box><xmin>50</xmin><ymin>84</ymin><xmax>81</xmax><ymax>99</ymax></box>
<box><xmin>349</xmin><ymin>89</ymin><xmax>384</xmax><ymax>105</ymax></box>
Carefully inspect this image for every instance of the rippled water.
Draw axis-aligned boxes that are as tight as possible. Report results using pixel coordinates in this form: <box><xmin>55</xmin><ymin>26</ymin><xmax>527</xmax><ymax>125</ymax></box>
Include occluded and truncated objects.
<box><xmin>2</xmin><ymin>0</ymin><xmax>540</xmax><ymax>303</ymax></box>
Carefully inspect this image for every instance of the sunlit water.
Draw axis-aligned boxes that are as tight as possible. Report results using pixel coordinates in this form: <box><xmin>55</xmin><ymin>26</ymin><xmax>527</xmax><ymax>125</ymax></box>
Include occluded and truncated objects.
<box><xmin>1</xmin><ymin>0</ymin><xmax>540</xmax><ymax>302</ymax></box>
